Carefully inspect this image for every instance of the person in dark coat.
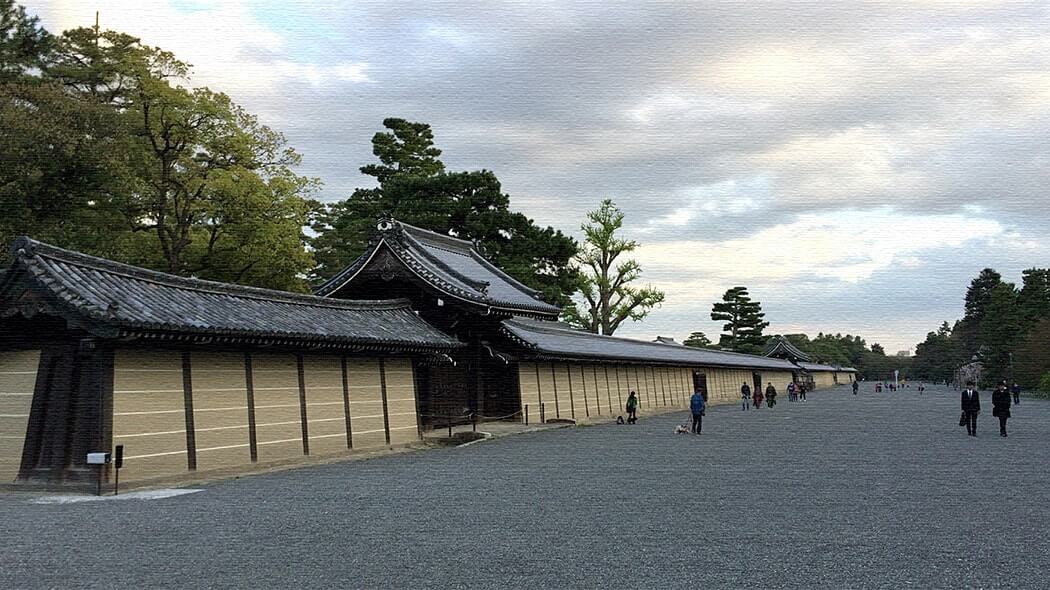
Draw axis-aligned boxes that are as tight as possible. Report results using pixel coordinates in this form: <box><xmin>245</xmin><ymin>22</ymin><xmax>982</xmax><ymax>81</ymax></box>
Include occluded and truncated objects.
<box><xmin>993</xmin><ymin>381</ymin><xmax>1012</xmax><ymax>437</ymax></box>
<box><xmin>852</xmin><ymin>380</ymin><xmax>859</xmax><ymax>395</ymax></box>
<box><xmin>961</xmin><ymin>381</ymin><xmax>980</xmax><ymax>437</ymax></box>
<box><xmin>741</xmin><ymin>382</ymin><xmax>751</xmax><ymax>411</ymax></box>
<box><xmin>1011</xmin><ymin>382</ymin><xmax>1021</xmax><ymax>405</ymax></box>
<box><xmin>690</xmin><ymin>389</ymin><xmax>705</xmax><ymax>434</ymax></box>
<box><xmin>625</xmin><ymin>391</ymin><xmax>639</xmax><ymax>424</ymax></box>
<box><xmin>765</xmin><ymin>383</ymin><xmax>777</xmax><ymax>408</ymax></box>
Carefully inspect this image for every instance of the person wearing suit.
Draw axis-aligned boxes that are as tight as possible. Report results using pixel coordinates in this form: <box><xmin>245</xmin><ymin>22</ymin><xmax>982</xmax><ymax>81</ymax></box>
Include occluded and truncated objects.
<box><xmin>992</xmin><ymin>381</ymin><xmax>1012</xmax><ymax>437</ymax></box>
<box><xmin>961</xmin><ymin>381</ymin><xmax>981</xmax><ymax>437</ymax></box>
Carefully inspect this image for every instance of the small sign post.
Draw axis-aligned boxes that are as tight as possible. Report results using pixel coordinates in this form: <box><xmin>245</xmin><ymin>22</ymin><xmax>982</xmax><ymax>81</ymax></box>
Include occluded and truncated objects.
<box><xmin>86</xmin><ymin>452</ymin><xmax>111</xmax><ymax>496</ymax></box>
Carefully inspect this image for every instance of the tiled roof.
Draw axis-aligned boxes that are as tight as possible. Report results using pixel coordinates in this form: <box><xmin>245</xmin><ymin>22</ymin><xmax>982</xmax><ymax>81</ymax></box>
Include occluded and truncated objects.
<box><xmin>315</xmin><ymin>219</ymin><xmax>561</xmax><ymax>317</ymax></box>
<box><xmin>763</xmin><ymin>335</ymin><xmax>813</xmax><ymax>362</ymax></box>
<box><xmin>798</xmin><ymin>362</ymin><xmax>857</xmax><ymax>373</ymax></box>
<box><xmin>499</xmin><ymin>318</ymin><xmax>802</xmax><ymax>370</ymax></box>
<box><xmin>1</xmin><ymin>237</ymin><xmax>463</xmax><ymax>351</ymax></box>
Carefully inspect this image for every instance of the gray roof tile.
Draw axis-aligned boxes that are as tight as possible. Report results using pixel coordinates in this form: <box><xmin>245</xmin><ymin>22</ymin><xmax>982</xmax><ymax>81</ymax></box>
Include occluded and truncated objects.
<box><xmin>3</xmin><ymin>237</ymin><xmax>463</xmax><ymax>351</ymax></box>
<box><xmin>316</xmin><ymin>219</ymin><xmax>561</xmax><ymax>316</ymax></box>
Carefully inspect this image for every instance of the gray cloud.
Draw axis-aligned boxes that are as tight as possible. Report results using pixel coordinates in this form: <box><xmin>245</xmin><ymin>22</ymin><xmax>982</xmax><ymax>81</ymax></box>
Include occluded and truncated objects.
<box><xmin>29</xmin><ymin>0</ymin><xmax>1050</xmax><ymax>349</ymax></box>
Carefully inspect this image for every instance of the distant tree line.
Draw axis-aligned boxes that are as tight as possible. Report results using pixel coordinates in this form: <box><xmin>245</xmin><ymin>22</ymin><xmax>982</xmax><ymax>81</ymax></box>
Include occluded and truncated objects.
<box><xmin>684</xmin><ymin>288</ymin><xmax>908</xmax><ymax>381</ymax></box>
<box><xmin>911</xmin><ymin>268</ymin><xmax>1050</xmax><ymax>390</ymax></box>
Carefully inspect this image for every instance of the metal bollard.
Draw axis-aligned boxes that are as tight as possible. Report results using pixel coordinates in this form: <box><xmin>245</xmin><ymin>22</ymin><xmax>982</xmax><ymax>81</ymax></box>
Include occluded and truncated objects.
<box><xmin>447</xmin><ymin>411</ymin><xmax>452</xmax><ymax>438</ymax></box>
<box><xmin>540</xmin><ymin>402</ymin><xmax>546</xmax><ymax>424</ymax></box>
<box><xmin>472</xmin><ymin>412</ymin><xmax>477</xmax><ymax>432</ymax></box>
<box><xmin>524</xmin><ymin>404</ymin><xmax>529</xmax><ymax>425</ymax></box>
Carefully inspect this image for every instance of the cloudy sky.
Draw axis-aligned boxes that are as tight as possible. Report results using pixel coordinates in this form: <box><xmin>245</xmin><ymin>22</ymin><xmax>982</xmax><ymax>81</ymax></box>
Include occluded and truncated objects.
<box><xmin>30</xmin><ymin>1</ymin><xmax>1050</xmax><ymax>353</ymax></box>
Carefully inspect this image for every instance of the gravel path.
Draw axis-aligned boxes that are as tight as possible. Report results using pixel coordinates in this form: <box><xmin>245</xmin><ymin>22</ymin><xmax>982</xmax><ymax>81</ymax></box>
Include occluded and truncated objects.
<box><xmin>2</xmin><ymin>384</ymin><xmax>1047</xmax><ymax>589</ymax></box>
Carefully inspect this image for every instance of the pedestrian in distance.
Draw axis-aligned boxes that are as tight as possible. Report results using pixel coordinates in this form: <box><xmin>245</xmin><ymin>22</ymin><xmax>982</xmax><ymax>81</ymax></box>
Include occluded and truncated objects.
<box><xmin>787</xmin><ymin>381</ymin><xmax>796</xmax><ymax>402</ymax></box>
<box><xmin>961</xmin><ymin>380</ymin><xmax>980</xmax><ymax>437</ymax></box>
<box><xmin>799</xmin><ymin>383</ymin><xmax>807</xmax><ymax>402</ymax></box>
<box><xmin>765</xmin><ymin>382</ymin><xmax>777</xmax><ymax>408</ymax></box>
<box><xmin>753</xmin><ymin>384</ymin><xmax>764</xmax><ymax>409</ymax></box>
<box><xmin>690</xmin><ymin>389</ymin><xmax>705</xmax><ymax>434</ymax></box>
<box><xmin>625</xmin><ymin>391</ymin><xmax>639</xmax><ymax>424</ymax></box>
<box><xmin>993</xmin><ymin>380</ymin><xmax>1011</xmax><ymax>437</ymax></box>
<box><xmin>852</xmin><ymin>380</ymin><xmax>859</xmax><ymax>395</ymax></box>
<box><xmin>741</xmin><ymin>381</ymin><xmax>752</xmax><ymax>411</ymax></box>
<box><xmin>1011</xmin><ymin>382</ymin><xmax>1021</xmax><ymax>405</ymax></box>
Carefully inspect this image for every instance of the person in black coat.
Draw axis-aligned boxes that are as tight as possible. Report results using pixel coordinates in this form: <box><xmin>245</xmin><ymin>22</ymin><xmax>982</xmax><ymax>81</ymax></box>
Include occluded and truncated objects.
<box><xmin>992</xmin><ymin>381</ymin><xmax>1012</xmax><ymax>437</ymax></box>
<box><xmin>961</xmin><ymin>381</ymin><xmax>981</xmax><ymax>437</ymax></box>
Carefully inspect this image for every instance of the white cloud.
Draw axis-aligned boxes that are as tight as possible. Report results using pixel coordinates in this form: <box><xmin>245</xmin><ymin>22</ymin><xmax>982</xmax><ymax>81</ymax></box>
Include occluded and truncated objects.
<box><xmin>31</xmin><ymin>1</ymin><xmax>372</xmax><ymax>101</ymax></box>
<box><xmin>634</xmin><ymin>207</ymin><xmax>1004</xmax><ymax>302</ymax></box>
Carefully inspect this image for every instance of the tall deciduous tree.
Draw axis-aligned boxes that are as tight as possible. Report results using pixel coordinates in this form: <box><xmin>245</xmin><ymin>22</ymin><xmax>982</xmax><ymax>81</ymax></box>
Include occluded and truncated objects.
<box><xmin>710</xmin><ymin>286</ymin><xmax>769</xmax><ymax>352</ymax></box>
<box><xmin>311</xmin><ymin>118</ymin><xmax>578</xmax><ymax>305</ymax></box>
<box><xmin>563</xmin><ymin>199</ymin><xmax>664</xmax><ymax>335</ymax></box>
<box><xmin>683</xmin><ymin>331</ymin><xmax>713</xmax><ymax>348</ymax></box>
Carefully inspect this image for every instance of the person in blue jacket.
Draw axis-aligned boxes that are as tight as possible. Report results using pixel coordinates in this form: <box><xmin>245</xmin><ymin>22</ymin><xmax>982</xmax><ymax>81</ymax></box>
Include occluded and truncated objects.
<box><xmin>690</xmin><ymin>389</ymin><xmax>706</xmax><ymax>435</ymax></box>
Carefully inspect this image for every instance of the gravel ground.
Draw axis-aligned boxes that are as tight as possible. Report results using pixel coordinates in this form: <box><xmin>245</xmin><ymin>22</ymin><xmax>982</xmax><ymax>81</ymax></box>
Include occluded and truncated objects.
<box><xmin>2</xmin><ymin>383</ymin><xmax>1047</xmax><ymax>589</ymax></box>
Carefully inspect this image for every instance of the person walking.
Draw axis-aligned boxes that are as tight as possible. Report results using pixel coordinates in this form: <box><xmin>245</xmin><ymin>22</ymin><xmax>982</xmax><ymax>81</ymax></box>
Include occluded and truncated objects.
<box><xmin>961</xmin><ymin>381</ymin><xmax>980</xmax><ymax>437</ymax></box>
<box><xmin>993</xmin><ymin>381</ymin><xmax>1011</xmax><ymax>437</ymax></box>
<box><xmin>625</xmin><ymin>391</ymin><xmax>639</xmax><ymax>424</ymax></box>
<box><xmin>765</xmin><ymin>382</ymin><xmax>777</xmax><ymax>408</ymax></box>
<box><xmin>1011</xmin><ymin>382</ymin><xmax>1021</xmax><ymax>405</ymax></box>
<box><xmin>787</xmin><ymin>381</ymin><xmax>796</xmax><ymax>402</ymax></box>
<box><xmin>799</xmin><ymin>383</ymin><xmax>807</xmax><ymax>402</ymax></box>
<box><xmin>690</xmin><ymin>389</ymin><xmax>705</xmax><ymax>434</ymax></box>
<box><xmin>852</xmin><ymin>380</ymin><xmax>859</xmax><ymax>395</ymax></box>
<box><xmin>741</xmin><ymin>382</ymin><xmax>752</xmax><ymax>411</ymax></box>
<box><xmin>753</xmin><ymin>385</ymin><xmax>764</xmax><ymax>409</ymax></box>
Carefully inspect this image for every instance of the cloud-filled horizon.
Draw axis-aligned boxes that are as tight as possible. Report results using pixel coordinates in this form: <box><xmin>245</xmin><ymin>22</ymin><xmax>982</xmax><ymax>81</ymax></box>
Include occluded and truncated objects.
<box><xmin>29</xmin><ymin>0</ymin><xmax>1050</xmax><ymax>354</ymax></box>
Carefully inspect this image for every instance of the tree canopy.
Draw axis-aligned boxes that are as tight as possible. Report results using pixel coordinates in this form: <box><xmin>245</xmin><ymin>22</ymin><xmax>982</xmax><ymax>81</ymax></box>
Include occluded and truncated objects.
<box><xmin>310</xmin><ymin>118</ymin><xmax>578</xmax><ymax>306</ymax></box>
<box><xmin>1</xmin><ymin>7</ymin><xmax>319</xmax><ymax>291</ymax></box>
<box><xmin>562</xmin><ymin>199</ymin><xmax>664</xmax><ymax>334</ymax></box>
<box><xmin>911</xmin><ymin>267</ymin><xmax>1050</xmax><ymax>388</ymax></box>
<box><xmin>710</xmin><ymin>286</ymin><xmax>769</xmax><ymax>353</ymax></box>
<box><xmin>683</xmin><ymin>331</ymin><xmax>714</xmax><ymax>348</ymax></box>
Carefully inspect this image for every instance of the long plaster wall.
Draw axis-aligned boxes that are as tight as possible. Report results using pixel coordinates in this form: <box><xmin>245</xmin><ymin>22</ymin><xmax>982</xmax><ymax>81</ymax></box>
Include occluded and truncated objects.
<box><xmin>0</xmin><ymin>350</ymin><xmax>40</xmax><ymax>483</ymax></box>
<box><xmin>518</xmin><ymin>362</ymin><xmax>694</xmax><ymax>423</ymax></box>
<box><xmin>111</xmin><ymin>348</ymin><xmax>418</xmax><ymax>484</ymax></box>
<box><xmin>518</xmin><ymin>362</ymin><xmax>844</xmax><ymax>422</ymax></box>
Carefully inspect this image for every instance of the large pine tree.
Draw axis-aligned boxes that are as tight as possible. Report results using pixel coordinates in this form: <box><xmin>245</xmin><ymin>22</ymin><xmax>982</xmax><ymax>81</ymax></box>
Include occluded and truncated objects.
<box><xmin>310</xmin><ymin>118</ymin><xmax>578</xmax><ymax>306</ymax></box>
<box><xmin>710</xmin><ymin>286</ymin><xmax>769</xmax><ymax>353</ymax></box>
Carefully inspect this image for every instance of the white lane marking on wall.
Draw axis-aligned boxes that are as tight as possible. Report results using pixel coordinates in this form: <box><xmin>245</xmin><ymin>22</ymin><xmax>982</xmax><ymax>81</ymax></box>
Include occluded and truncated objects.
<box><xmin>29</xmin><ymin>489</ymin><xmax>204</xmax><ymax>504</ymax></box>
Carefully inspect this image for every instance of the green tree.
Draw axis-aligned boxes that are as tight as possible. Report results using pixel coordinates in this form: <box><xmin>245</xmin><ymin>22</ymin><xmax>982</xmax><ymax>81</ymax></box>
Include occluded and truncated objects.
<box><xmin>1018</xmin><ymin>268</ymin><xmax>1050</xmax><ymax>324</ymax></box>
<box><xmin>311</xmin><ymin>118</ymin><xmax>578</xmax><ymax>304</ymax></box>
<box><xmin>710</xmin><ymin>286</ymin><xmax>769</xmax><ymax>352</ymax></box>
<box><xmin>912</xmin><ymin>321</ymin><xmax>967</xmax><ymax>383</ymax></box>
<box><xmin>977</xmin><ymin>282</ymin><xmax>1021</xmax><ymax>383</ymax></box>
<box><xmin>563</xmin><ymin>199</ymin><xmax>664</xmax><ymax>334</ymax></box>
<box><xmin>1013</xmin><ymin>319</ymin><xmax>1050</xmax><ymax>389</ymax></box>
<box><xmin>1</xmin><ymin>14</ymin><xmax>319</xmax><ymax>291</ymax></box>
<box><xmin>0</xmin><ymin>0</ymin><xmax>51</xmax><ymax>83</ymax></box>
<box><xmin>683</xmin><ymin>331</ymin><xmax>713</xmax><ymax>348</ymax></box>
<box><xmin>958</xmin><ymin>268</ymin><xmax>1005</xmax><ymax>354</ymax></box>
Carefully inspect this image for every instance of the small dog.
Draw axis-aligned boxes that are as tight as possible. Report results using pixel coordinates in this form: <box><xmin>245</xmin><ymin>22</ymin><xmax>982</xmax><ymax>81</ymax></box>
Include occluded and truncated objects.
<box><xmin>616</xmin><ymin>415</ymin><xmax>625</xmax><ymax>425</ymax></box>
<box><xmin>674</xmin><ymin>424</ymin><xmax>690</xmax><ymax>434</ymax></box>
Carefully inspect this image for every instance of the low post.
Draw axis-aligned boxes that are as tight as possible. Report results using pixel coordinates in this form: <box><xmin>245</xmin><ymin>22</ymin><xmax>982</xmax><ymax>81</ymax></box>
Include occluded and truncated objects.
<box><xmin>447</xmin><ymin>411</ymin><xmax>453</xmax><ymax>438</ymax></box>
<box><xmin>540</xmin><ymin>402</ymin><xmax>546</xmax><ymax>424</ymax></box>
<box><xmin>113</xmin><ymin>444</ymin><xmax>124</xmax><ymax>496</ymax></box>
<box><xmin>472</xmin><ymin>412</ymin><xmax>477</xmax><ymax>432</ymax></box>
<box><xmin>524</xmin><ymin>404</ymin><xmax>529</xmax><ymax>425</ymax></box>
